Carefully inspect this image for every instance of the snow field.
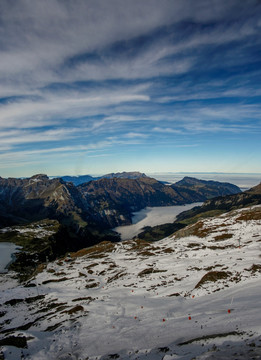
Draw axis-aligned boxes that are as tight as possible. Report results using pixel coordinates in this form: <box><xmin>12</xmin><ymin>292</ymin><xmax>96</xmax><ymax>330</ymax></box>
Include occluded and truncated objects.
<box><xmin>0</xmin><ymin>205</ymin><xmax>260</xmax><ymax>359</ymax></box>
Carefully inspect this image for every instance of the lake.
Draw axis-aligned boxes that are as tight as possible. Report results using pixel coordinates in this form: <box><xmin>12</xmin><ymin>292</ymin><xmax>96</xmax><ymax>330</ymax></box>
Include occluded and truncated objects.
<box><xmin>114</xmin><ymin>202</ymin><xmax>202</xmax><ymax>241</ymax></box>
<box><xmin>0</xmin><ymin>242</ymin><xmax>21</xmax><ymax>273</ymax></box>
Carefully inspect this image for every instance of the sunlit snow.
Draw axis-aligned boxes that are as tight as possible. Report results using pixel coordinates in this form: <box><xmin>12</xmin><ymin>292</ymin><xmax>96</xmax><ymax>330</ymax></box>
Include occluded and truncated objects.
<box><xmin>0</xmin><ymin>205</ymin><xmax>261</xmax><ymax>359</ymax></box>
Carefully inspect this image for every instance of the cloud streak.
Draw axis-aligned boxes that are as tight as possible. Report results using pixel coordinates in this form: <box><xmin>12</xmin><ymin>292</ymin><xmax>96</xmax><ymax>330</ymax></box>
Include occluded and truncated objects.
<box><xmin>0</xmin><ymin>0</ymin><xmax>261</xmax><ymax>175</ymax></box>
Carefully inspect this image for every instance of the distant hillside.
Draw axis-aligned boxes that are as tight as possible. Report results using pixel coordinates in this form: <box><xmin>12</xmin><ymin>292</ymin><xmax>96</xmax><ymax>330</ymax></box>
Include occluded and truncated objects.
<box><xmin>60</xmin><ymin>171</ymin><xmax>147</xmax><ymax>186</ymax></box>
<box><xmin>171</xmin><ymin>176</ymin><xmax>240</xmax><ymax>202</ymax></box>
<box><xmin>100</xmin><ymin>171</ymin><xmax>147</xmax><ymax>180</ymax></box>
<box><xmin>137</xmin><ymin>181</ymin><xmax>260</xmax><ymax>241</ymax></box>
<box><xmin>176</xmin><ymin>181</ymin><xmax>261</xmax><ymax>225</ymax></box>
<box><xmin>60</xmin><ymin>174</ymin><xmax>95</xmax><ymax>185</ymax></box>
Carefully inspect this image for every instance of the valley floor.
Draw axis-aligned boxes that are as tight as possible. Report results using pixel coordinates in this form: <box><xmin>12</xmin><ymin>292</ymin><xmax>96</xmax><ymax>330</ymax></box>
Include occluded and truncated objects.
<box><xmin>0</xmin><ymin>205</ymin><xmax>261</xmax><ymax>359</ymax></box>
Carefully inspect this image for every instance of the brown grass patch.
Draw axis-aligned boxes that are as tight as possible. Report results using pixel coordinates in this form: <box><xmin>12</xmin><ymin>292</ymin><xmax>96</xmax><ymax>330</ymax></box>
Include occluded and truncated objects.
<box><xmin>47</xmin><ymin>269</ymin><xmax>56</xmax><ymax>273</ymax></box>
<box><xmin>187</xmin><ymin>242</ymin><xmax>201</xmax><ymax>248</ymax></box>
<box><xmin>71</xmin><ymin>241</ymin><xmax>116</xmax><ymax>259</ymax></box>
<box><xmin>107</xmin><ymin>272</ymin><xmax>127</xmax><ymax>283</ymax></box>
<box><xmin>207</xmin><ymin>245</ymin><xmax>234</xmax><ymax>250</ymax></box>
<box><xmin>42</xmin><ymin>277</ymin><xmax>70</xmax><ymax>284</ymax></box>
<box><xmin>163</xmin><ymin>248</ymin><xmax>175</xmax><ymax>254</ymax></box>
<box><xmin>126</xmin><ymin>239</ymin><xmax>152</xmax><ymax>251</ymax></box>
<box><xmin>195</xmin><ymin>271</ymin><xmax>231</xmax><ymax>289</ymax></box>
<box><xmin>78</xmin><ymin>272</ymin><xmax>86</xmax><ymax>277</ymax></box>
<box><xmin>84</xmin><ymin>263</ymin><xmax>99</xmax><ymax>269</ymax></box>
<box><xmin>176</xmin><ymin>221</ymin><xmax>219</xmax><ymax>239</ymax></box>
<box><xmin>236</xmin><ymin>208</ymin><xmax>261</xmax><ymax>221</ymax></box>
<box><xmin>62</xmin><ymin>305</ymin><xmax>84</xmax><ymax>315</ymax></box>
<box><xmin>214</xmin><ymin>233</ymin><xmax>233</xmax><ymax>241</ymax></box>
<box><xmin>85</xmin><ymin>282</ymin><xmax>100</xmax><ymax>289</ymax></box>
<box><xmin>138</xmin><ymin>268</ymin><xmax>167</xmax><ymax>277</ymax></box>
<box><xmin>204</xmin><ymin>264</ymin><xmax>223</xmax><ymax>271</ymax></box>
<box><xmin>245</xmin><ymin>264</ymin><xmax>261</xmax><ymax>273</ymax></box>
<box><xmin>139</xmin><ymin>251</ymin><xmax>155</xmax><ymax>257</ymax></box>
<box><xmin>72</xmin><ymin>296</ymin><xmax>95</xmax><ymax>303</ymax></box>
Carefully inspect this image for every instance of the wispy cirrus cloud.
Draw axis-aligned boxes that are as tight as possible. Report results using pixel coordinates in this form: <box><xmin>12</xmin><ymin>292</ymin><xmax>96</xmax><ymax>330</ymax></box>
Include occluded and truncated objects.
<box><xmin>0</xmin><ymin>0</ymin><xmax>261</xmax><ymax>175</ymax></box>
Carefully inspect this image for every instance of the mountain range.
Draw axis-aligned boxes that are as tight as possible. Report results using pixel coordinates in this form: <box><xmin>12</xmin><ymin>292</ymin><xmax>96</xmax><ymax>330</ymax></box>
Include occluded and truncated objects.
<box><xmin>0</xmin><ymin>172</ymin><xmax>243</xmax><ymax>279</ymax></box>
<box><xmin>0</xmin><ymin>173</ymin><xmax>241</xmax><ymax>230</ymax></box>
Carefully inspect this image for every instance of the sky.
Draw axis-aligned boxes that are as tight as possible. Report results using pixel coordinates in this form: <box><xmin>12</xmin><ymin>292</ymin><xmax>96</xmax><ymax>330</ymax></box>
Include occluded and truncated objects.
<box><xmin>0</xmin><ymin>0</ymin><xmax>261</xmax><ymax>178</ymax></box>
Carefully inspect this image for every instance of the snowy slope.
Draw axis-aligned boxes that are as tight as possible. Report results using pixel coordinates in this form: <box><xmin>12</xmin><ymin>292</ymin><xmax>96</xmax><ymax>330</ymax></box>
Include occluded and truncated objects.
<box><xmin>0</xmin><ymin>205</ymin><xmax>261</xmax><ymax>359</ymax></box>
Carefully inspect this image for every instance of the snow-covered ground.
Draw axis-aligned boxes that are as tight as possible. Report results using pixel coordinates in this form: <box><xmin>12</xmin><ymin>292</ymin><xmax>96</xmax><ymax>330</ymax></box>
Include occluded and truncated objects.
<box><xmin>0</xmin><ymin>205</ymin><xmax>261</xmax><ymax>359</ymax></box>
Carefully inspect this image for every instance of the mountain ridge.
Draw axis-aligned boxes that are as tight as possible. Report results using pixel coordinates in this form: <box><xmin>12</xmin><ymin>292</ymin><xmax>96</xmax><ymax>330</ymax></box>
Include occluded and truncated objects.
<box><xmin>0</xmin><ymin>173</ymin><xmax>242</xmax><ymax>230</ymax></box>
<box><xmin>59</xmin><ymin>171</ymin><xmax>147</xmax><ymax>186</ymax></box>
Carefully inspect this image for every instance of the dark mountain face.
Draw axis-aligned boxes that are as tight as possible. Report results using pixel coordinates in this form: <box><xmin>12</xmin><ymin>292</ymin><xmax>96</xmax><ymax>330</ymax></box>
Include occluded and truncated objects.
<box><xmin>171</xmin><ymin>176</ymin><xmax>241</xmax><ymax>202</ymax></box>
<box><xmin>175</xmin><ymin>181</ymin><xmax>261</xmax><ymax>224</ymax></box>
<box><xmin>78</xmin><ymin>177</ymin><xmax>184</xmax><ymax>227</ymax></box>
<box><xmin>0</xmin><ymin>174</ymin><xmax>90</xmax><ymax>228</ymax></box>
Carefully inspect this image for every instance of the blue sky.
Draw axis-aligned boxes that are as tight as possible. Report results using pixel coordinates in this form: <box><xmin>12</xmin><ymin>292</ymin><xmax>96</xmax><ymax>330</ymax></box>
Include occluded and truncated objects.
<box><xmin>0</xmin><ymin>0</ymin><xmax>260</xmax><ymax>177</ymax></box>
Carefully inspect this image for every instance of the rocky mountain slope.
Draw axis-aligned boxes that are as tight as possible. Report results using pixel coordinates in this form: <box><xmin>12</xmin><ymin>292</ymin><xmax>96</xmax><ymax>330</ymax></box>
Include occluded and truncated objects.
<box><xmin>0</xmin><ymin>205</ymin><xmax>260</xmax><ymax>359</ymax></box>
<box><xmin>0</xmin><ymin>174</ymin><xmax>90</xmax><ymax>228</ymax></box>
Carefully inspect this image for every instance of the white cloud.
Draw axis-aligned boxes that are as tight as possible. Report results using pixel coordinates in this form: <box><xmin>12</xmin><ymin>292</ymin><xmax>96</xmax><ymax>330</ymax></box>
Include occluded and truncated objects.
<box><xmin>153</xmin><ymin>127</ymin><xmax>183</xmax><ymax>134</ymax></box>
<box><xmin>0</xmin><ymin>86</ymin><xmax>150</xmax><ymax>130</ymax></box>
